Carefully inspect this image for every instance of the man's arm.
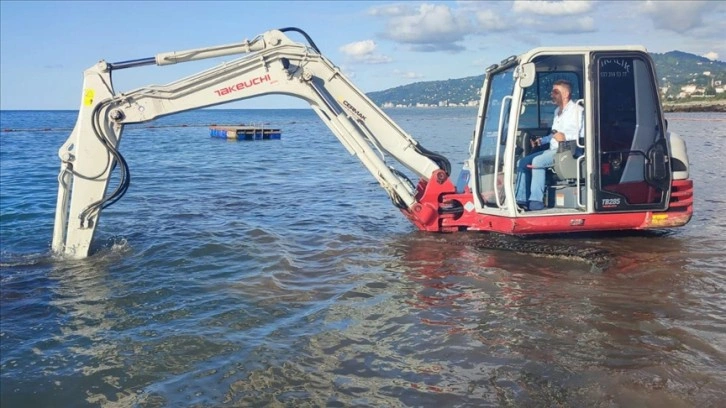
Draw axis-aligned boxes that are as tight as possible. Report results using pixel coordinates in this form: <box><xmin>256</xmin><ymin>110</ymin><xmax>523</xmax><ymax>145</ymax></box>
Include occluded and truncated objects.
<box><xmin>539</xmin><ymin>133</ymin><xmax>555</xmax><ymax>145</ymax></box>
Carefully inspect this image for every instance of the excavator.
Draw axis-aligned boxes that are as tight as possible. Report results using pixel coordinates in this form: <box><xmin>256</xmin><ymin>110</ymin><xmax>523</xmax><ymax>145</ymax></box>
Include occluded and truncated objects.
<box><xmin>52</xmin><ymin>28</ymin><xmax>693</xmax><ymax>259</ymax></box>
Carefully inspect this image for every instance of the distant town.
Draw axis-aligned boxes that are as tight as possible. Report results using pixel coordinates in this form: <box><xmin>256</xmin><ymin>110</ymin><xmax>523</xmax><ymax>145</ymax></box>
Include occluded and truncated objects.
<box><xmin>380</xmin><ymin>100</ymin><xmax>479</xmax><ymax>109</ymax></box>
<box><xmin>665</xmin><ymin>73</ymin><xmax>723</xmax><ymax>100</ymax></box>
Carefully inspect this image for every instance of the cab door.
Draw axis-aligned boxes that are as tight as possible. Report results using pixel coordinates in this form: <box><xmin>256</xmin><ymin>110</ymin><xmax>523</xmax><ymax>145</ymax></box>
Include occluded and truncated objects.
<box><xmin>474</xmin><ymin>66</ymin><xmax>516</xmax><ymax>210</ymax></box>
<box><xmin>593</xmin><ymin>52</ymin><xmax>671</xmax><ymax>211</ymax></box>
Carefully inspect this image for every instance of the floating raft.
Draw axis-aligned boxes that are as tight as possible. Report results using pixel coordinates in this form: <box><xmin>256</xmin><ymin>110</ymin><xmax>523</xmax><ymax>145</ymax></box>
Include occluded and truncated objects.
<box><xmin>209</xmin><ymin>125</ymin><xmax>281</xmax><ymax>140</ymax></box>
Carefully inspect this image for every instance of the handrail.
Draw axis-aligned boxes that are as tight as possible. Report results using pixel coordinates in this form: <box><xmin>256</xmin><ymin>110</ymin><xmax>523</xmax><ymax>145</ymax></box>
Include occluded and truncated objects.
<box><xmin>494</xmin><ymin>95</ymin><xmax>512</xmax><ymax>208</ymax></box>
<box><xmin>576</xmin><ymin>98</ymin><xmax>585</xmax><ymax>208</ymax></box>
<box><xmin>576</xmin><ymin>155</ymin><xmax>586</xmax><ymax>208</ymax></box>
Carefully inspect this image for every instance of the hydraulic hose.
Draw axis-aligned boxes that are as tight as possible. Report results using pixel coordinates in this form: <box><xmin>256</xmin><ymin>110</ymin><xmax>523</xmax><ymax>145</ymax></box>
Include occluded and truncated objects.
<box><xmin>278</xmin><ymin>27</ymin><xmax>322</xmax><ymax>54</ymax></box>
<box><xmin>415</xmin><ymin>144</ymin><xmax>451</xmax><ymax>176</ymax></box>
<box><xmin>78</xmin><ymin>102</ymin><xmax>131</xmax><ymax>227</ymax></box>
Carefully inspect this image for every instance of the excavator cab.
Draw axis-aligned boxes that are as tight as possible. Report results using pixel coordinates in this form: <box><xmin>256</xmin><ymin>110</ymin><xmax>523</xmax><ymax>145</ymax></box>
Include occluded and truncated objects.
<box><xmin>469</xmin><ymin>47</ymin><xmax>690</xmax><ymax>230</ymax></box>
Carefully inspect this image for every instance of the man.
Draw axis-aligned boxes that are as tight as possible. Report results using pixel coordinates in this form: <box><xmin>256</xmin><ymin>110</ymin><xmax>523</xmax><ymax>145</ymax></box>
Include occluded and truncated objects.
<box><xmin>514</xmin><ymin>79</ymin><xmax>583</xmax><ymax>211</ymax></box>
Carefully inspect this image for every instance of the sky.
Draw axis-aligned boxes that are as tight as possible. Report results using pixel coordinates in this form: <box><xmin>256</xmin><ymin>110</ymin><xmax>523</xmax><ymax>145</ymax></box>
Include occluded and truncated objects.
<box><xmin>1</xmin><ymin>0</ymin><xmax>724</xmax><ymax>110</ymax></box>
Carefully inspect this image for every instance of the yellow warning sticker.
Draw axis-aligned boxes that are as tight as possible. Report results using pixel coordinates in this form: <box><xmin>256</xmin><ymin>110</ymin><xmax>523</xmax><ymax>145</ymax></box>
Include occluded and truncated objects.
<box><xmin>83</xmin><ymin>89</ymin><xmax>95</xmax><ymax>106</ymax></box>
<box><xmin>651</xmin><ymin>214</ymin><xmax>669</xmax><ymax>224</ymax></box>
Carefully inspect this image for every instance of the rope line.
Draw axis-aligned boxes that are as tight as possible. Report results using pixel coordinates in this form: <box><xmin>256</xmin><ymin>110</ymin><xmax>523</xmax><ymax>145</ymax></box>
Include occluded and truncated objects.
<box><xmin>1</xmin><ymin>124</ymin><xmax>244</xmax><ymax>132</ymax></box>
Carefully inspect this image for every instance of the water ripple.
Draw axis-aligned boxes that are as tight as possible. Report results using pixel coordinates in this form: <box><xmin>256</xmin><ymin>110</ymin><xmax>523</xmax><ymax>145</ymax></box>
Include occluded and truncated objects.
<box><xmin>1</xmin><ymin>110</ymin><xmax>725</xmax><ymax>407</ymax></box>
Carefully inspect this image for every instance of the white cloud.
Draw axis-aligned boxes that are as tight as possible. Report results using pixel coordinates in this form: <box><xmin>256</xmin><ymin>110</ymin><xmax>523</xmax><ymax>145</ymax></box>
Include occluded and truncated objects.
<box><xmin>475</xmin><ymin>10</ymin><xmax>509</xmax><ymax>31</ymax></box>
<box><xmin>512</xmin><ymin>0</ymin><xmax>594</xmax><ymax>16</ymax></box>
<box><xmin>359</xmin><ymin>54</ymin><xmax>394</xmax><ymax>64</ymax></box>
<box><xmin>517</xmin><ymin>15</ymin><xmax>596</xmax><ymax>33</ymax></box>
<box><xmin>365</xmin><ymin>0</ymin><xmax>720</xmax><ymax>58</ymax></box>
<box><xmin>367</xmin><ymin>4</ymin><xmax>410</xmax><ymax>17</ymax></box>
<box><xmin>340</xmin><ymin>40</ymin><xmax>377</xmax><ymax>57</ymax></box>
<box><xmin>702</xmin><ymin>51</ymin><xmax>719</xmax><ymax>61</ymax></box>
<box><xmin>377</xmin><ymin>3</ymin><xmax>471</xmax><ymax>52</ymax></box>
<box><xmin>369</xmin><ymin>2</ymin><xmax>599</xmax><ymax>52</ymax></box>
<box><xmin>549</xmin><ymin>15</ymin><xmax>595</xmax><ymax>33</ymax></box>
<box><xmin>339</xmin><ymin>40</ymin><xmax>393</xmax><ymax>64</ymax></box>
<box><xmin>392</xmin><ymin>69</ymin><xmax>424</xmax><ymax>80</ymax></box>
<box><xmin>640</xmin><ymin>0</ymin><xmax>709</xmax><ymax>33</ymax></box>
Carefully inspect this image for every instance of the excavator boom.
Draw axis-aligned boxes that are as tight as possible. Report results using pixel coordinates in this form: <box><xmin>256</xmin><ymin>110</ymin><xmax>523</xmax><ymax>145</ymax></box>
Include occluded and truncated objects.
<box><xmin>52</xmin><ymin>28</ymin><xmax>455</xmax><ymax>258</ymax></box>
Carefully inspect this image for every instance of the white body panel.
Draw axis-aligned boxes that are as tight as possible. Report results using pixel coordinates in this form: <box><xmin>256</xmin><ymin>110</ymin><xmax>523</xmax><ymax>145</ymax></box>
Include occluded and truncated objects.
<box><xmin>52</xmin><ymin>30</ymin><xmax>444</xmax><ymax>258</ymax></box>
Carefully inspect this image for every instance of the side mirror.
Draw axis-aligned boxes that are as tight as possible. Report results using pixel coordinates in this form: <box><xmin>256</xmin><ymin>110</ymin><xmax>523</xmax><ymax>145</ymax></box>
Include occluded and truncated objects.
<box><xmin>518</xmin><ymin>62</ymin><xmax>536</xmax><ymax>88</ymax></box>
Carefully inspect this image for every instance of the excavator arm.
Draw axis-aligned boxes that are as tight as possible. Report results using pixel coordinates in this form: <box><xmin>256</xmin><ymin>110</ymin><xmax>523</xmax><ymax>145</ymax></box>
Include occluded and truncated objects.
<box><xmin>52</xmin><ymin>28</ymin><xmax>456</xmax><ymax>259</ymax></box>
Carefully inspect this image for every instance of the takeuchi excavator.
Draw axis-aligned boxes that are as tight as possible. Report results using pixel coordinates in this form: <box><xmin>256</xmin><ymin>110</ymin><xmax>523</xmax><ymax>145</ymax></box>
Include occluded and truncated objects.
<box><xmin>52</xmin><ymin>28</ymin><xmax>694</xmax><ymax>259</ymax></box>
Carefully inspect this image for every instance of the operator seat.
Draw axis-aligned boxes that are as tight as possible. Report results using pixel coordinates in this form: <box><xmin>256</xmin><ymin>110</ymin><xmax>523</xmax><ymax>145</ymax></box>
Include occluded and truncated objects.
<box><xmin>551</xmin><ymin>99</ymin><xmax>585</xmax><ymax>183</ymax></box>
<box><xmin>552</xmin><ymin>142</ymin><xmax>583</xmax><ymax>182</ymax></box>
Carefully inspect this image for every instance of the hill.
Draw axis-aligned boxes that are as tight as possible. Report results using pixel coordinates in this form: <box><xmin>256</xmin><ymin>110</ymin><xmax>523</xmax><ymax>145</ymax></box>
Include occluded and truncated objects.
<box><xmin>367</xmin><ymin>74</ymin><xmax>483</xmax><ymax>108</ymax></box>
<box><xmin>650</xmin><ymin>51</ymin><xmax>726</xmax><ymax>98</ymax></box>
<box><xmin>367</xmin><ymin>50</ymin><xmax>726</xmax><ymax>108</ymax></box>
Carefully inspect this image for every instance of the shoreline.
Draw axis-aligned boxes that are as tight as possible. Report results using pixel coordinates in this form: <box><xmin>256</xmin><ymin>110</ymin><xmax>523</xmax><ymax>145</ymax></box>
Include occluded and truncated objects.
<box><xmin>2</xmin><ymin>101</ymin><xmax>725</xmax><ymax>114</ymax></box>
<box><xmin>662</xmin><ymin>100</ymin><xmax>726</xmax><ymax>113</ymax></box>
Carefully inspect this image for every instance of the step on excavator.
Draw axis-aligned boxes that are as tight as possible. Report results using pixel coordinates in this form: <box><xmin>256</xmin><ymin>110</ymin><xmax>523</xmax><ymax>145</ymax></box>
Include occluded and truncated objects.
<box><xmin>52</xmin><ymin>28</ymin><xmax>693</xmax><ymax>259</ymax></box>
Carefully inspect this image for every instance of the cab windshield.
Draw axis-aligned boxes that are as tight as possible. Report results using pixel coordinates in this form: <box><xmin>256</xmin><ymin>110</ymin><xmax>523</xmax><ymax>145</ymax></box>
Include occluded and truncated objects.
<box><xmin>476</xmin><ymin>66</ymin><xmax>515</xmax><ymax>207</ymax></box>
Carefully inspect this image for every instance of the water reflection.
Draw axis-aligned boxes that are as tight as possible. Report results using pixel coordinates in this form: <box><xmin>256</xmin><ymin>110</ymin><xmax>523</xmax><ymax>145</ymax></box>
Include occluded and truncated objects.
<box><xmin>0</xmin><ymin>249</ymin><xmax>135</xmax><ymax>407</ymax></box>
<box><xmin>47</xmin><ymin>250</ymin><xmax>142</xmax><ymax>406</ymax></box>
<box><xmin>3</xmin><ymin>226</ymin><xmax>722</xmax><ymax>406</ymax></box>
<box><xmin>3</xmin><ymin>243</ymin><xmax>239</xmax><ymax>407</ymax></box>
<box><xmin>206</xmin><ymin>229</ymin><xmax>725</xmax><ymax>406</ymax></box>
<box><xmin>389</xmin><ymin>233</ymin><xmax>724</xmax><ymax>406</ymax></box>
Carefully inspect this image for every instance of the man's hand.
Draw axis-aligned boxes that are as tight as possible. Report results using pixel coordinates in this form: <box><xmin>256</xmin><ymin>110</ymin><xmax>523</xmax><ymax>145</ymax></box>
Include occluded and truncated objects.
<box><xmin>530</xmin><ymin>137</ymin><xmax>541</xmax><ymax>148</ymax></box>
<box><xmin>553</xmin><ymin>131</ymin><xmax>565</xmax><ymax>142</ymax></box>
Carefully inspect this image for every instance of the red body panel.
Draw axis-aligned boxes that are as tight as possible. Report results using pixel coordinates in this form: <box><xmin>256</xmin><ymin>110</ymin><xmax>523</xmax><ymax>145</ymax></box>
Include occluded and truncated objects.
<box><xmin>402</xmin><ymin>172</ymin><xmax>693</xmax><ymax>235</ymax></box>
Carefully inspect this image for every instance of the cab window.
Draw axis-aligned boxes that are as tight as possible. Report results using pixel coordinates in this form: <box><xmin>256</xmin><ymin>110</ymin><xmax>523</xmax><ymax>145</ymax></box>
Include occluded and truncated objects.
<box><xmin>519</xmin><ymin>71</ymin><xmax>581</xmax><ymax>129</ymax></box>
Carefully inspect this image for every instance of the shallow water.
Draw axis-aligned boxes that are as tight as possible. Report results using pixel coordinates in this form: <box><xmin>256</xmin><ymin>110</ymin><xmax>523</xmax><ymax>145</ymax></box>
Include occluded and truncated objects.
<box><xmin>1</xmin><ymin>108</ymin><xmax>725</xmax><ymax>407</ymax></box>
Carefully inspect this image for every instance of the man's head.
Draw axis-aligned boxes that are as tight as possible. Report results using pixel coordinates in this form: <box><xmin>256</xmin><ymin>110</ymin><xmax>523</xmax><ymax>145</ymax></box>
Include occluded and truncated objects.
<box><xmin>551</xmin><ymin>79</ymin><xmax>572</xmax><ymax>106</ymax></box>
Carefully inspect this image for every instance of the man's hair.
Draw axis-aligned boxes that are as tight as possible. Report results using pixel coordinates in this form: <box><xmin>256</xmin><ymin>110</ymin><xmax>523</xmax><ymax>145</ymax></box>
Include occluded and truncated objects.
<box><xmin>553</xmin><ymin>79</ymin><xmax>572</xmax><ymax>93</ymax></box>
